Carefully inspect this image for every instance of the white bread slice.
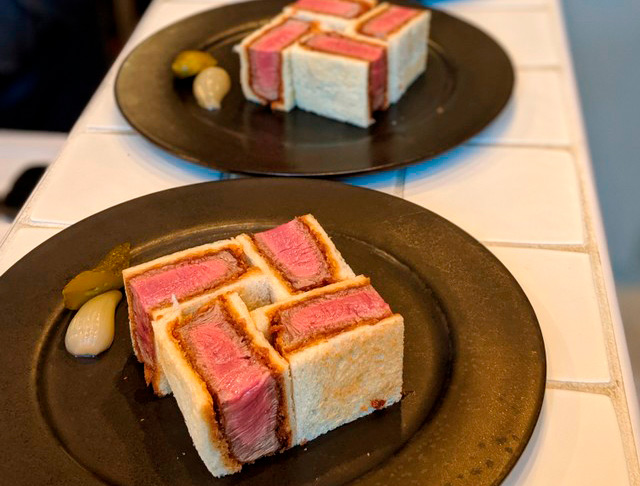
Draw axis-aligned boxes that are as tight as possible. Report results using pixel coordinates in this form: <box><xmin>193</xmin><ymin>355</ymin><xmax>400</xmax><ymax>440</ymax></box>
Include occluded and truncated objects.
<box><xmin>350</xmin><ymin>3</ymin><xmax>430</xmax><ymax>103</ymax></box>
<box><xmin>123</xmin><ymin>239</ymin><xmax>273</xmax><ymax>396</ymax></box>
<box><xmin>235</xmin><ymin>13</ymin><xmax>311</xmax><ymax>111</ymax></box>
<box><xmin>291</xmin><ymin>33</ymin><xmax>387</xmax><ymax>127</ymax></box>
<box><xmin>154</xmin><ymin>311</ymin><xmax>241</xmax><ymax>477</ymax></box>
<box><xmin>288</xmin><ymin>313</ymin><xmax>403</xmax><ymax>444</ymax></box>
<box><xmin>250</xmin><ymin>275</ymin><xmax>403</xmax><ymax>444</ymax></box>
<box><xmin>154</xmin><ymin>293</ymin><xmax>296</xmax><ymax>477</ymax></box>
<box><xmin>236</xmin><ymin>214</ymin><xmax>356</xmax><ymax>300</ymax></box>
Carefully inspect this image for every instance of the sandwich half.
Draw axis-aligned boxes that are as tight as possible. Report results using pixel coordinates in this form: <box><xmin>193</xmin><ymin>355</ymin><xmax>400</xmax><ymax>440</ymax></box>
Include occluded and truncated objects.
<box><xmin>154</xmin><ymin>293</ymin><xmax>295</xmax><ymax>477</ymax></box>
<box><xmin>237</xmin><ymin>214</ymin><xmax>355</xmax><ymax>301</ymax></box>
<box><xmin>236</xmin><ymin>13</ymin><xmax>315</xmax><ymax>111</ymax></box>
<box><xmin>251</xmin><ymin>275</ymin><xmax>403</xmax><ymax>444</ymax></box>
<box><xmin>291</xmin><ymin>31</ymin><xmax>388</xmax><ymax>127</ymax></box>
<box><xmin>284</xmin><ymin>0</ymin><xmax>376</xmax><ymax>32</ymax></box>
<box><xmin>123</xmin><ymin>239</ymin><xmax>272</xmax><ymax>396</ymax></box>
<box><xmin>352</xmin><ymin>2</ymin><xmax>430</xmax><ymax>103</ymax></box>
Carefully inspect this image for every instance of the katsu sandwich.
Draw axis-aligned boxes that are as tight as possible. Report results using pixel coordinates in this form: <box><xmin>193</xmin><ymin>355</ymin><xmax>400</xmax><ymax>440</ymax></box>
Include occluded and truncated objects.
<box><xmin>123</xmin><ymin>215</ymin><xmax>405</xmax><ymax>478</ymax></box>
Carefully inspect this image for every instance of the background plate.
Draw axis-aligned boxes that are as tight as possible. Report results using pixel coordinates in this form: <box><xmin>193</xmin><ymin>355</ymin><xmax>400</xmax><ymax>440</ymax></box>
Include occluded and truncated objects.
<box><xmin>0</xmin><ymin>179</ymin><xmax>544</xmax><ymax>485</ymax></box>
<box><xmin>115</xmin><ymin>1</ymin><xmax>514</xmax><ymax>176</ymax></box>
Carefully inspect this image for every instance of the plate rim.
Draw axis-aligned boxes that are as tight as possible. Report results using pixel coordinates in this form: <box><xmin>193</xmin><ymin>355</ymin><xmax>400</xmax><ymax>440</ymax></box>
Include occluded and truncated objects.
<box><xmin>114</xmin><ymin>1</ymin><xmax>515</xmax><ymax>177</ymax></box>
<box><xmin>0</xmin><ymin>178</ymin><xmax>545</xmax><ymax>485</ymax></box>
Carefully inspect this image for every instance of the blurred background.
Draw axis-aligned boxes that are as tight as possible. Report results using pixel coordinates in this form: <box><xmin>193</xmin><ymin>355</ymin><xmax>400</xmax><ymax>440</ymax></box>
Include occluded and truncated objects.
<box><xmin>0</xmin><ymin>0</ymin><xmax>150</xmax><ymax>232</ymax></box>
<box><xmin>1</xmin><ymin>0</ymin><xmax>151</xmax><ymax>131</ymax></box>
<box><xmin>0</xmin><ymin>0</ymin><xmax>639</xmax><ymax>383</ymax></box>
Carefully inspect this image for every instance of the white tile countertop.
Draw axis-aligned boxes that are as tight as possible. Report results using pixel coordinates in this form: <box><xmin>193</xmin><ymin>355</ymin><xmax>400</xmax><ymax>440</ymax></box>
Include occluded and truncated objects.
<box><xmin>2</xmin><ymin>0</ymin><xmax>639</xmax><ymax>484</ymax></box>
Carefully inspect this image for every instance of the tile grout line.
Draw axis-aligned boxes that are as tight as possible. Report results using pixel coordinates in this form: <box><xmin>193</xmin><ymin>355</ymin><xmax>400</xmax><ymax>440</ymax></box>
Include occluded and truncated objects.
<box><xmin>583</xmin><ymin>217</ymin><xmax>640</xmax><ymax>483</ymax></box>
<box><xmin>578</xmin><ymin>160</ymin><xmax>640</xmax><ymax>485</ymax></box>
<box><xmin>516</xmin><ymin>64</ymin><xmax>563</xmax><ymax>71</ymax></box>
<box><xmin>0</xmin><ymin>222</ymin><xmax>69</xmax><ymax>273</ymax></box>
<box><xmin>84</xmin><ymin>128</ymin><xmax>135</xmax><ymax>135</ymax></box>
<box><xmin>0</xmin><ymin>140</ymin><xmax>72</xmax><ymax>250</ymax></box>
<box><xmin>481</xmin><ymin>241</ymin><xmax>588</xmax><ymax>252</ymax></box>
<box><xmin>551</xmin><ymin>0</ymin><xmax>640</xmax><ymax>482</ymax></box>
<box><xmin>22</xmin><ymin>221</ymin><xmax>70</xmax><ymax>229</ymax></box>
<box><xmin>546</xmin><ymin>380</ymin><xmax>614</xmax><ymax>395</ymax></box>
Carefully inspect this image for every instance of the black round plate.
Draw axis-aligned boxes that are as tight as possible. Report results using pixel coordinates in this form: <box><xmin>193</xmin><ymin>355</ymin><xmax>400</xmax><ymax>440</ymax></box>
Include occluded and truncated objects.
<box><xmin>115</xmin><ymin>1</ymin><xmax>514</xmax><ymax>176</ymax></box>
<box><xmin>0</xmin><ymin>179</ymin><xmax>544</xmax><ymax>485</ymax></box>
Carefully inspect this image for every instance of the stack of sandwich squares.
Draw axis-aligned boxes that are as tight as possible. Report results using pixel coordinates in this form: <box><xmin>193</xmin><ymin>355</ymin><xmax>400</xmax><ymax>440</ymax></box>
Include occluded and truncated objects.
<box><xmin>123</xmin><ymin>214</ymin><xmax>404</xmax><ymax>477</ymax></box>
<box><xmin>235</xmin><ymin>0</ymin><xmax>431</xmax><ymax>127</ymax></box>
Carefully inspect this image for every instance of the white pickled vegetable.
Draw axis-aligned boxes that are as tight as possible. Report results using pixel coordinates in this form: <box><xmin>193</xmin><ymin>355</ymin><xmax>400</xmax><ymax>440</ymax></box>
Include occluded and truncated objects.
<box><xmin>65</xmin><ymin>290</ymin><xmax>122</xmax><ymax>357</ymax></box>
<box><xmin>193</xmin><ymin>66</ymin><xmax>231</xmax><ymax>110</ymax></box>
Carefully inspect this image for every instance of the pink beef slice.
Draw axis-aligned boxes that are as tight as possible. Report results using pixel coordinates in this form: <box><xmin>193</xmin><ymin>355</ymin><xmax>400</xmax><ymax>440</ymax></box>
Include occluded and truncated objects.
<box><xmin>253</xmin><ymin>218</ymin><xmax>333</xmax><ymax>291</ymax></box>
<box><xmin>304</xmin><ymin>33</ymin><xmax>387</xmax><ymax>110</ymax></box>
<box><xmin>276</xmin><ymin>284</ymin><xmax>392</xmax><ymax>351</ymax></box>
<box><xmin>128</xmin><ymin>250</ymin><xmax>246</xmax><ymax>367</ymax></box>
<box><xmin>293</xmin><ymin>0</ymin><xmax>367</xmax><ymax>18</ymax></box>
<box><xmin>176</xmin><ymin>302</ymin><xmax>281</xmax><ymax>463</ymax></box>
<box><xmin>249</xmin><ymin>19</ymin><xmax>311</xmax><ymax>101</ymax></box>
<box><xmin>359</xmin><ymin>5</ymin><xmax>420</xmax><ymax>39</ymax></box>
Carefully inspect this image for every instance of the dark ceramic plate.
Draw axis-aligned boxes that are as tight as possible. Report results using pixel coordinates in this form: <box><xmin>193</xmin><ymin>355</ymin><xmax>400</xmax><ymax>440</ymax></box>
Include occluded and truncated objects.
<box><xmin>0</xmin><ymin>179</ymin><xmax>544</xmax><ymax>485</ymax></box>
<box><xmin>115</xmin><ymin>1</ymin><xmax>514</xmax><ymax>176</ymax></box>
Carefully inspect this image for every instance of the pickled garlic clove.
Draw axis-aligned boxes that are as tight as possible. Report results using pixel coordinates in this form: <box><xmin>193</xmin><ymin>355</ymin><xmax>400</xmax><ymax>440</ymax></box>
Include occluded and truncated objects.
<box><xmin>193</xmin><ymin>67</ymin><xmax>231</xmax><ymax>110</ymax></box>
<box><xmin>65</xmin><ymin>290</ymin><xmax>122</xmax><ymax>357</ymax></box>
